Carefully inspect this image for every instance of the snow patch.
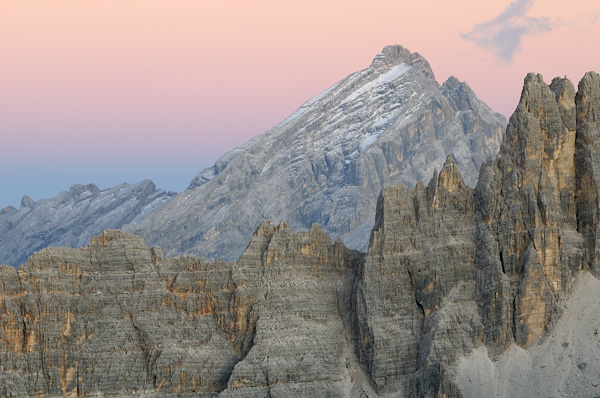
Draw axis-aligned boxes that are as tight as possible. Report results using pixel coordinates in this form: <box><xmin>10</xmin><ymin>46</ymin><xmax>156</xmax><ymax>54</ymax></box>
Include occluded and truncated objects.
<box><xmin>278</xmin><ymin>106</ymin><xmax>309</xmax><ymax>126</ymax></box>
<box><xmin>342</xmin><ymin>80</ymin><xmax>377</xmax><ymax>104</ymax></box>
<box><xmin>360</xmin><ymin>133</ymin><xmax>382</xmax><ymax>151</ymax></box>
<box><xmin>342</xmin><ymin>64</ymin><xmax>412</xmax><ymax>105</ymax></box>
<box><xmin>379</xmin><ymin>63</ymin><xmax>412</xmax><ymax>85</ymax></box>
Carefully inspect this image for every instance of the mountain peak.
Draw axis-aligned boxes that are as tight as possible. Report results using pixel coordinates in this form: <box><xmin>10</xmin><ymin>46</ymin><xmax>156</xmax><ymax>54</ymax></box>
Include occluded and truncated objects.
<box><xmin>20</xmin><ymin>195</ymin><xmax>34</xmax><ymax>209</ymax></box>
<box><xmin>443</xmin><ymin>75</ymin><xmax>462</xmax><ymax>88</ymax></box>
<box><xmin>577</xmin><ymin>71</ymin><xmax>600</xmax><ymax>100</ymax></box>
<box><xmin>371</xmin><ymin>44</ymin><xmax>435</xmax><ymax>80</ymax></box>
<box><xmin>126</xmin><ymin>45</ymin><xmax>505</xmax><ymax>261</ymax></box>
<box><xmin>1</xmin><ymin>205</ymin><xmax>16</xmax><ymax>214</ymax></box>
<box><xmin>371</xmin><ymin>45</ymin><xmax>415</xmax><ymax>65</ymax></box>
<box><xmin>70</xmin><ymin>183</ymin><xmax>100</xmax><ymax>197</ymax></box>
<box><xmin>437</xmin><ymin>153</ymin><xmax>464</xmax><ymax>192</ymax></box>
<box><xmin>523</xmin><ymin>72</ymin><xmax>546</xmax><ymax>85</ymax></box>
<box><xmin>0</xmin><ymin>181</ymin><xmax>174</xmax><ymax>266</ymax></box>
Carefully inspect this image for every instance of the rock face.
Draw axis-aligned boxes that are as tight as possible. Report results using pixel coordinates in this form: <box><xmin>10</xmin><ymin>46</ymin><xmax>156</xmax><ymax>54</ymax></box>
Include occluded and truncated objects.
<box><xmin>0</xmin><ymin>227</ymin><xmax>367</xmax><ymax>398</ymax></box>
<box><xmin>353</xmin><ymin>71</ymin><xmax>600</xmax><ymax>396</ymax></box>
<box><xmin>0</xmin><ymin>180</ymin><xmax>174</xmax><ymax>267</ymax></box>
<box><xmin>575</xmin><ymin>72</ymin><xmax>600</xmax><ymax>275</ymax></box>
<box><xmin>454</xmin><ymin>271</ymin><xmax>600</xmax><ymax>398</ymax></box>
<box><xmin>125</xmin><ymin>45</ymin><xmax>506</xmax><ymax>260</ymax></box>
<box><xmin>1</xmin><ymin>72</ymin><xmax>600</xmax><ymax>398</ymax></box>
<box><xmin>474</xmin><ymin>73</ymin><xmax>581</xmax><ymax>353</ymax></box>
<box><xmin>356</xmin><ymin>155</ymin><xmax>481</xmax><ymax>395</ymax></box>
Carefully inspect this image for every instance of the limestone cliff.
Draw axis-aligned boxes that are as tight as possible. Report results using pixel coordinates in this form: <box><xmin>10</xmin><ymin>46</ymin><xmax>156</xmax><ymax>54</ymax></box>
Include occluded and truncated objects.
<box><xmin>1</xmin><ymin>72</ymin><xmax>600</xmax><ymax>397</ymax></box>
<box><xmin>353</xmin><ymin>71</ymin><xmax>600</xmax><ymax>396</ymax></box>
<box><xmin>356</xmin><ymin>155</ymin><xmax>480</xmax><ymax>395</ymax></box>
<box><xmin>0</xmin><ymin>227</ymin><xmax>366</xmax><ymax>397</ymax></box>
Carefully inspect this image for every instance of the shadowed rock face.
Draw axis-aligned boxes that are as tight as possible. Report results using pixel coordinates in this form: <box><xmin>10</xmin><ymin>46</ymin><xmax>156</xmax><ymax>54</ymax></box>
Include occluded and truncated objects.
<box><xmin>124</xmin><ymin>44</ymin><xmax>506</xmax><ymax>261</ymax></box>
<box><xmin>1</xmin><ymin>72</ymin><xmax>600</xmax><ymax>398</ymax></box>
<box><xmin>356</xmin><ymin>155</ymin><xmax>481</xmax><ymax>394</ymax></box>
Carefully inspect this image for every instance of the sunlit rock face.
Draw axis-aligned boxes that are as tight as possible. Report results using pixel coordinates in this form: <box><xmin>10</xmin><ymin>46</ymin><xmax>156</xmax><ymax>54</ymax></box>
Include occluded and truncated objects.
<box><xmin>2</xmin><ymin>72</ymin><xmax>600</xmax><ymax>398</ymax></box>
<box><xmin>354</xmin><ymin>71</ymin><xmax>600</xmax><ymax>396</ymax></box>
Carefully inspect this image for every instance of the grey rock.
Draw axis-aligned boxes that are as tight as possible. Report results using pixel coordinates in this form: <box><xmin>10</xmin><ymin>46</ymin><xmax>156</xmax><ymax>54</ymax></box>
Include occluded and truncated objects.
<box><xmin>474</xmin><ymin>73</ymin><xmax>581</xmax><ymax>353</ymax></box>
<box><xmin>20</xmin><ymin>195</ymin><xmax>34</xmax><ymax>209</ymax></box>
<box><xmin>0</xmin><ymin>226</ymin><xmax>365</xmax><ymax>398</ymax></box>
<box><xmin>575</xmin><ymin>72</ymin><xmax>600</xmax><ymax>276</ymax></box>
<box><xmin>356</xmin><ymin>155</ymin><xmax>481</xmax><ymax>394</ymax></box>
<box><xmin>125</xmin><ymin>44</ymin><xmax>506</xmax><ymax>261</ymax></box>
<box><xmin>354</xmin><ymin>72</ymin><xmax>600</xmax><ymax>396</ymax></box>
<box><xmin>0</xmin><ymin>180</ymin><xmax>174</xmax><ymax>267</ymax></box>
<box><xmin>219</xmin><ymin>223</ymin><xmax>365</xmax><ymax>397</ymax></box>
<box><xmin>0</xmin><ymin>230</ymin><xmax>239</xmax><ymax>397</ymax></box>
<box><xmin>3</xmin><ymin>70</ymin><xmax>600</xmax><ymax>398</ymax></box>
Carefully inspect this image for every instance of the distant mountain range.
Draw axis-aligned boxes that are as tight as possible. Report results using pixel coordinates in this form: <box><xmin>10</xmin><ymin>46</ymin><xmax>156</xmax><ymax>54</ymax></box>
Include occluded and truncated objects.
<box><xmin>0</xmin><ymin>45</ymin><xmax>506</xmax><ymax>266</ymax></box>
<box><xmin>0</xmin><ymin>180</ymin><xmax>173</xmax><ymax>266</ymax></box>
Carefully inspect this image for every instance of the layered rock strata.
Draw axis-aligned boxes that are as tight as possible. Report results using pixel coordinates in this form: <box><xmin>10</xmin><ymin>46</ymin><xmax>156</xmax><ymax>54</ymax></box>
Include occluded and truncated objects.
<box><xmin>356</xmin><ymin>155</ymin><xmax>481</xmax><ymax>395</ymax></box>
<box><xmin>353</xmin><ymin>71</ymin><xmax>600</xmax><ymax>396</ymax></box>
<box><xmin>1</xmin><ymin>72</ymin><xmax>600</xmax><ymax>397</ymax></box>
<box><xmin>0</xmin><ymin>227</ymin><xmax>366</xmax><ymax>397</ymax></box>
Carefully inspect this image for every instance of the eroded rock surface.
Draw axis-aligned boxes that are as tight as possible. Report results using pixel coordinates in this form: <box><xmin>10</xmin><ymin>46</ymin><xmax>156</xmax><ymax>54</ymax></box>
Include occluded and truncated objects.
<box><xmin>0</xmin><ymin>226</ymin><xmax>365</xmax><ymax>397</ymax></box>
<box><xmin>356</xmin><ymin>155</ymin><xmax>481</xmax><ymax>396</ymax></box>
<box><xmin>353</xmin><ymin>72</ymin><xmax>600</xmax><ymax>396</ymax></box>
<box><xmin>125</xmin><ymin>45</ymin><xmax>505</xmax><ymax>260</ymax></box>
<box><xmin>2</xmin><ymin>72</ymin><xmax>600</xmax><ymax>398</ymax></box>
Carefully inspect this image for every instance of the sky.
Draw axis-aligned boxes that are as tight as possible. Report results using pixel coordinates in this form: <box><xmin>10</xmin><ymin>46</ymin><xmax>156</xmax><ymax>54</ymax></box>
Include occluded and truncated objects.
<box><xmin>1</xmin><ymin>0</ymin><xmax>599</xmax><ymax>208</ymax></box>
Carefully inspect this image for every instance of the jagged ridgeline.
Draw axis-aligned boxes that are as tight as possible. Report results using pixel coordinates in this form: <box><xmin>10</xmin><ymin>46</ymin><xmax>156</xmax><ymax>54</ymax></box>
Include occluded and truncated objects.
<box><xmin>124</xmin><ymin>45</ymin><xmax>506</xmax><ymax>261</ymax></box>
<box><xmin>0</xmin><ymin>181</ymin><xmax>174</xmax><ymax>267</ymax></box>
<box><xmin>2</xmin><ymin>72</ymin><xmax>600</xmax><ymax>397</ymax></box>
<box><xmin>0</xmin><ymin>45</ymin><xmax>505</xmax><ymax>268</ymax></box>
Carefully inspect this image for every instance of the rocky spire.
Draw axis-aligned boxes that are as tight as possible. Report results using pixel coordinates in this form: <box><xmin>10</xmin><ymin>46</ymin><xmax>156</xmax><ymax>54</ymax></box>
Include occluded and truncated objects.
<box><xmin>575</xmin><ymin>71</ymin><xmax>600</xmax><ymax>273</ymax></box>
<box><xmin>358</xmin><ymin>71</ymin><xmax>600</xmax><ymax>395</ymax></box>
<box><xmin>20</xmin><ymin>195</ymin><xmax>34</xmax><ymax>209</ymax></box>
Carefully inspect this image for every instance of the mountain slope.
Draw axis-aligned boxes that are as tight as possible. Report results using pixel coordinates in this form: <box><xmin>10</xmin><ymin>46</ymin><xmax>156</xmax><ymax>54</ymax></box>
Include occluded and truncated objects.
<box><xmin>0</xmin><ymin>180</ymin><xmax>174</xmax><ymax>266</ymax></box>
<box><xmin>125</xmin><ymin>45</ymin><xmax>506</xmax><ymax>260</ymax></box>
<box><xmin>2</xmin><ymin>71</ymin><xmax>600</xmax><ymax>397</ymax></box>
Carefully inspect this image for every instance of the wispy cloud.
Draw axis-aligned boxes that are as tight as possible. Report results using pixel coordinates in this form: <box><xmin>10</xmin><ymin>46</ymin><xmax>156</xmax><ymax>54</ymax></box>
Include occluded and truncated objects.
<box><xmin>574</xmin><ymin>11</ymin><xmax>599</xmax><ymax>32</ymax></box>
<box><xmin>461</xmin><ymin>0</ymin><xmax>561</xmax><ymax>62</ymax></box>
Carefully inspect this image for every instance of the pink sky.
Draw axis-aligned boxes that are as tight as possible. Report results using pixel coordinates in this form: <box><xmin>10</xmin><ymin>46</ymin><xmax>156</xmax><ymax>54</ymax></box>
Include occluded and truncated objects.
<box><xmin>1</xmin><ymin>0</ymin><xmax>599</xmax><ymax>207</ymax></box>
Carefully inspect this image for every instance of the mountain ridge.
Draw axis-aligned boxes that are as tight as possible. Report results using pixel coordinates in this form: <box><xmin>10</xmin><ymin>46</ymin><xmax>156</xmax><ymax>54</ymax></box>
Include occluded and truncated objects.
<box><xmin>2</xmin><ymin>70</ymin><xmax>599</xmax><ymax>397</ymax></box>
<box><xmin>125</xmin><ymin>44</ymin><xmax>506</xmax><ymax>261</ymax></box>
<box><xmin>0</xmin><ymin>45</ymin><xmax>505</xmax><ymax>268</ymax></box>
<box><xmin>0</xmin><ymin>179</ymin><xmax>174</xmax><ymax>266</ymax></box>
